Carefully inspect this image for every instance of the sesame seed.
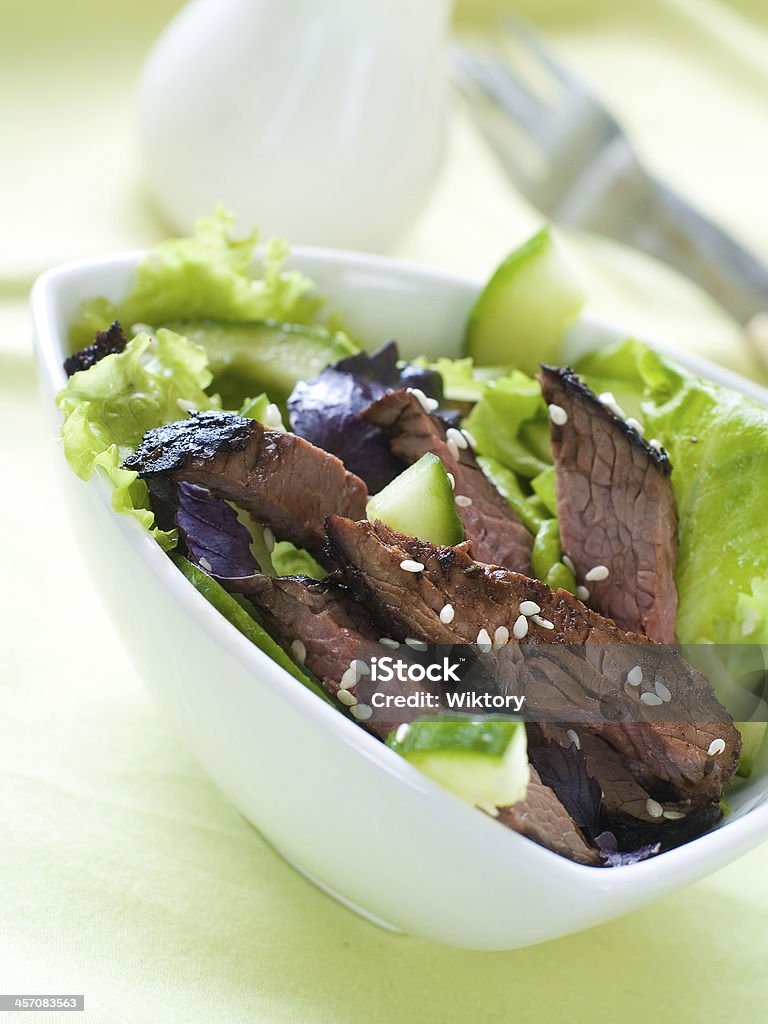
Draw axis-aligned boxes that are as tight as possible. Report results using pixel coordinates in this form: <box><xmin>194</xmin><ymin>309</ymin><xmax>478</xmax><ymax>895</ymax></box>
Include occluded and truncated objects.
<box><xmin>646</xmin><ymin>798</ymin><xmax>664</xmax><ymax>818</ymax></box>
<box><xmin>512</xmin><ymin>615</ymin><xmax>529</xmax><ymax>639</ymax></box>
<box><xmin>263</xmin><ymin>527</ymin><xmax>276</xmax><ymax>553</ymax></box>
<box><xmin>439</xmin><ymin>603</ymin><xmax>455</xmax><ymax>625</ymax></box>
<box><xmin>585</xmin><ymin>565</ymin><xmax>610</xmax><ymax>582</ymax></box>
<box><xmin>648</xmin><ymin>438</ymin><xmax>663</xmax><ymax>452</ymax></box>
<box><xmin>663</xmin><ymin>809</ymin><xmax>686</xmax><ymax>820</ymax></box>
<box><xmin>654</xmin><ymin>678</ymin><xmax>672</xmax><ymax>702</ymax></box>
<box><xmin>340</xmin><ymin>667</ymin><xmax>358</xmax><ymax>690</ymax></box>
<box><xmin>407</xmin><ymin>387</ymin><xmax>439</xmax><ymax>414</ymax></box>
<box><xmin>455</xmin><ymin>495</ymin><xmax>473</xmax><ymax>507</ymax></box>
<box><xmin>337</xmin><ymin>689</ymin><xmax>358</xmax><ymax>707</ymax></box>
<box><xmin>548</xmin><ymin>403</ymin><xmax>568</xmax><ymax>426</ymax></box>
<box><xmin>198</xmin><ymin>556</ymin><xmax>213</xmax><ymax>572</ymax></box>
<box><xmin>446</xmin><ymin>427</ymin><xmax>468</xmax><ymax>450</ymax></box>
<box><xmin>476</xmin><ymin>628</ymin><xmax>493</xmax><ymax>653</ymax></box>
<box><xmin>264</xmin><ymin>403</ymin><xmax>285</xmax><ymax>429</ymax></box>
<box><xmin>379</xmin><ymin>637</ymin><xmax>400</xmax><ymax>649</ymax></box>
<box><xmin>575</xmin><ymin>586</ymin><xmax>590</xmax><ymax>601</ymax></box>
<box><xmin>290</xmin><ymin>639</ymin><xmax>306</xmax><ymax>664</ymax></box>
<box><xmin>351</xmin><ymin>703</ymin><xmax>373</xmax><ymax>721</ymax></box>
<box><xmin>405</xmin><ymin>637</ymin><xmax>428</xmax><ymax>651</ymax></box>
<box><xmin>562</xmin><ymin>555</ymin><xmax>575</xmax><ymax>573</ymax></box>
<box><xmin>394</xmin><ymin>723</ymin><xmax>409</xmax><ymax>743</ymax></box>
<box><xmin>493</xmin><ymin>625</ymin><xmax>510</xmax><ymax>647</ymax></box>
<box><xmin>477</xmin><ymin>802</ymin><xmax>500</xmax><ymax>818</ymax></box>
<box><xmin>520</xmin><ymin>601</ymin><xmax>541</xmax><ymax>617</ymax></box>
<box><xmin>598</xmin><ymin>391</ymin><xmax>626</xmax><ymax>418</ymax></box>
<box><xmin>566</xmin><ymin>729</ymin><xmax>581</xmax><ymax>750</ymax></box>
<box><xmin>708</xmin><ymin>738</ymin><xmax>726</xmax><ymax>756</ymax></box>
<box><xmin>532</xmin><ymin>615</ymin><xmax>555</xmax><ymax>630</ymax></box>
<box><xmin>447</xmin><ymin>472</ymin><xmax>456</xmax><ymax>490</ymax></box>
<box><xmin>462</xmin><ymin>428</ymin><xmax>478</xmax><ymax>448</ymax></box>
<box><xmin>627</xmin><ymin>666</ymin><xmax>643</xmax><ymax>686</ymax></box>
<box><xmin>400</xmin><ymin>559</ymin><xmax>425</xmax><ymax>573</ymax></box>
<box><xmin>446</xmin><ymin>441</ymin><xmax>461</xmax><ymax>461</ymax></box>
<box><xmin>640</xmin><ymin>692</ymin><xmax>664</xmax><ymax>706</ymax></box>
<box><xmin>351</xmin><ymin>659</ymin><xmax>370</xmax><ymax>675</ymax></box>
<box><xmin>626</xmin><ymin>417</ymin><xmax>644</xmax><ymax>434</ymax></box>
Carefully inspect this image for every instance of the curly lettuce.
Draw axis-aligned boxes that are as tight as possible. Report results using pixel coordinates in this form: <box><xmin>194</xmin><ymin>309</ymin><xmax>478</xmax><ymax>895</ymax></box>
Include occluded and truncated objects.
<box><xmin>56</xmin><ymin>330</ymin><xmax>218</xmax><ymax>547</ymax></box>
<box><xmin>69</xmin><ymin>208</ymin><xmax>321</xmax><ymax>348</ymax></box>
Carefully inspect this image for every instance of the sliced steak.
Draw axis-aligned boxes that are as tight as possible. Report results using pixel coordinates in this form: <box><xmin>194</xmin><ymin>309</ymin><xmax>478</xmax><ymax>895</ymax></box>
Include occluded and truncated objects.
<box><xmin>124</xmin><ymin>411</ymin><xmax>367</xmax><ymax>566</ymax></box>
<box><xmin>362</xmin><ymin>390</ymin><xmax>533</xmax><ymax>575</ymax></box>
<box><xmin>325</xmin><ymin>517</ymin><xmax>740</xmax><ymax>805</ymax></box>
<box><xmin>497</xmin><ymin>768</ymin><xmax>601</xmax><ymax>866</ymax></box>
<box><xmin>539</xmin><ymin>365</ymin><xmax>678</xmax><ymax>642</ymax></box>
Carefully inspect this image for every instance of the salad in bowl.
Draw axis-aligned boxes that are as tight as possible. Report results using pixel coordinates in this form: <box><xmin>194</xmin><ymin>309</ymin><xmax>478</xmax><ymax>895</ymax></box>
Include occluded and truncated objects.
<box><xmin>43</xmin><ymin>211</ymin><xmax>768</xmax><ymax>892</ymax></box>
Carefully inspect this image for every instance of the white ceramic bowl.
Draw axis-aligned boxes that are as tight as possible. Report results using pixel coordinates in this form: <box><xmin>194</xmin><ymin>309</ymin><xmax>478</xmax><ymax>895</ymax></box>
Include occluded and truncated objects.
<box><xmin>31</xmin><ymin>248</ymin><xmax>768</xmax><ymax>950</ymax></box>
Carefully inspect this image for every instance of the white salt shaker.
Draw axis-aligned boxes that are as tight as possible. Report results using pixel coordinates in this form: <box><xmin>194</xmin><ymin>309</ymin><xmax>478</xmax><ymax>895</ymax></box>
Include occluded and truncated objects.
<box><xmin>138</xmin><ymin>0</ymin><xmax>453</xmax><ymax>250</ymax></box>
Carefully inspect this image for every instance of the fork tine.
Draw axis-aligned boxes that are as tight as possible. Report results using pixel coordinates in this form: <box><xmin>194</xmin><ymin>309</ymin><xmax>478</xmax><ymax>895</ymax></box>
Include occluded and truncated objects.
<box><xmin>453</xmin><ymin>81</ymin><xmax>558</xmax><ymax>209</ymax></box>
<box><xmin>452</xmin><ymin>44</ymin><xmax>557</xmax><ymax>150</ymax></box>
<box><xmin>500</xmin><ymin>15</ymin><xmax>586</xmax><ymax>95</ymax></box>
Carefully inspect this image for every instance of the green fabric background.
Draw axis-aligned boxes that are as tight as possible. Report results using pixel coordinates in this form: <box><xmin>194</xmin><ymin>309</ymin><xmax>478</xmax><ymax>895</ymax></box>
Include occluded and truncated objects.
<box><xmin>2</xmin><ymin>1</ymin><xmax>768</xmax><ymax>1020</ymax></box>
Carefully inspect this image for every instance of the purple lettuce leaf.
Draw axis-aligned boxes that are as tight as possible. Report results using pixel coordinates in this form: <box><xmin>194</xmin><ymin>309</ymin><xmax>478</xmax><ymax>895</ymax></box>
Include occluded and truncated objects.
<box><xmin>176</xmin><ymin>482</ymin><xmax>258</xmax><ymax>578</ymax></box>
<box><xmin>529</xmin><ymin>740</ymin><xmax>603</xmax><ymax>836</ymax></box>
<box><xmin>594</xmin><ymin>831</ymin><xmax>661</xmax><ymax>867</ymax></box>
<box><xmin>287</xmin><ymin>340</ymin><xmax>452</xmax><ymax>493</ymax></box>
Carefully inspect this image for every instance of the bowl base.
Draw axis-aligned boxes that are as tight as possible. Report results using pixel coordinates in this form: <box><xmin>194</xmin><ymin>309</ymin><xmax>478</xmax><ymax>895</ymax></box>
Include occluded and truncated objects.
<box><xmin>281</xmin><ymin>852</ymin><xmax>404</xmax><ymax>935</ymax></box>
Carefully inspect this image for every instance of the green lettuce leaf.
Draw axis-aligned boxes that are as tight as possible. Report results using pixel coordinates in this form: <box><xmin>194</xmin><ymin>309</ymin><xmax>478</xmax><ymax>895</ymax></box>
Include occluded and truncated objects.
<box><xmin>463</xmin><ymin>369</ymin><xmax>551</xmax><ymax>480</ymax></box>
<box><xmin>56</xmin><ymin>329</ymin><xmax>219</xmax><ymax>545</ymax></box>
<box><xmin>271</xmin><ymin>542</ymin><xmax>325</xmax><ymax>580</ymax></box>
<box><xmin>70</xmin><ymin>208</ymin><xmax>321</xmax><ymax>348</ymax></box>
<box><xmin>418</xmin><ymin>356</ymin><xmax>507</xmax><ymax>404</ymax></box>
<box><xmin>640</xmin><ymin>351</ymin><xmax>768</xmax><ymax>644</ymax></box>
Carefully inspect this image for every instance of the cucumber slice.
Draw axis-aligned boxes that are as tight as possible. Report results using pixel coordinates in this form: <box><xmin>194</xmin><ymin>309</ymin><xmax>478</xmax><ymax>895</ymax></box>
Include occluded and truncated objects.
<box><xmin>387</xmin><ymin>717</ymin><xmax>529</xmax><ymax>808</ymax></box>
<box><xmin>465</xmin><ymin>227</ymin><xmax>586</xmax><ymax>374</ymax></box>
<box><xmin>162</xmin><ymin>318</ymin><xmax>358</xmax><ymax>409</ymax></box>
<box><xmin>366</xmin><ymin>453</ymin><xmax>464</xmax><ymax>546</ymax></box>
<box><xmin>736</xmin><ymin>721</ymin><xmax>768</xmax><ymax>777</ymax></box>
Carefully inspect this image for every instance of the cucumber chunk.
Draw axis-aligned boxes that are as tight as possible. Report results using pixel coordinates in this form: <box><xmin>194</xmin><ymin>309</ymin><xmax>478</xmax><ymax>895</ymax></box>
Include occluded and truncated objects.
<box><xmin>387</xmin><ymin>717</ymin><xmax>529</xmax><ymax>808</ymax></box>
<box><xmin>162</xmin><ymin>318</ymin><xmax>358</xmax><ymax>409</ymax></box>
<box><xmin>465</xmin><ymin>227</ymin><xmax>585</xmax><ymax>374</ymax></box>
<box><xmin>366</xmin><ymin>453</ymin><xmax>464</xmax><ymax>546</ymax></box>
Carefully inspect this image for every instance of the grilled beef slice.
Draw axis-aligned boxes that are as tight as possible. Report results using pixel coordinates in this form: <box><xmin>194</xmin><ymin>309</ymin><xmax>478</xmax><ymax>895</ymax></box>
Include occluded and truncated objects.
<box><xmin>362</xmin><ymin>390</ymin><xmax>533</xmax><ymax>575</ymax></box>
<box><xmin>539</xmin><ymin>365</ymin><xmax>678</xmax><ymax>642</ymax></box>
<box><xmin>325</xmin><ymin>517</ymin><xmax>739</xmax><ymax>805</ymax></box>
<box><xmin>497</xmin><ymin>768</ymin><xmax>601</xmax><ymax>866</ymax></box>
<box><xmin>124</xmin><ymin>411</ymin><xmax>367</xmax><ymax>566</ymax></box>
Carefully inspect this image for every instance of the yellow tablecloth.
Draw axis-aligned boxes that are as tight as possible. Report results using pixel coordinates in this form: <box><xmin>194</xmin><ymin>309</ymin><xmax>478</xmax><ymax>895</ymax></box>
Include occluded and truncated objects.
<box><xmin>3</xmin><ymin>1</ymin><xmax>768</xmax><ymax>1020</ymax></box>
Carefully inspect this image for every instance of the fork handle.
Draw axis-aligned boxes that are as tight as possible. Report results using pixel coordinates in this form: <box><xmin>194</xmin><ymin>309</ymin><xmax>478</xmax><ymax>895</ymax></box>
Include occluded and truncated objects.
<box><xmin>607</xmin><ymin>173</ymin><xmax>768</xmax><ymax>327</ymax></box>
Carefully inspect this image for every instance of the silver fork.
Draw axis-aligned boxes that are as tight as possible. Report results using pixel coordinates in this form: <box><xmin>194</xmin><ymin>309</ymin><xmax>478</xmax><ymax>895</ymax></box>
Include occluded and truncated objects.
<box><xmin>453</xmin><ymin>20</ymin><xmax>768</xmax><ymax>338</ymax></box>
